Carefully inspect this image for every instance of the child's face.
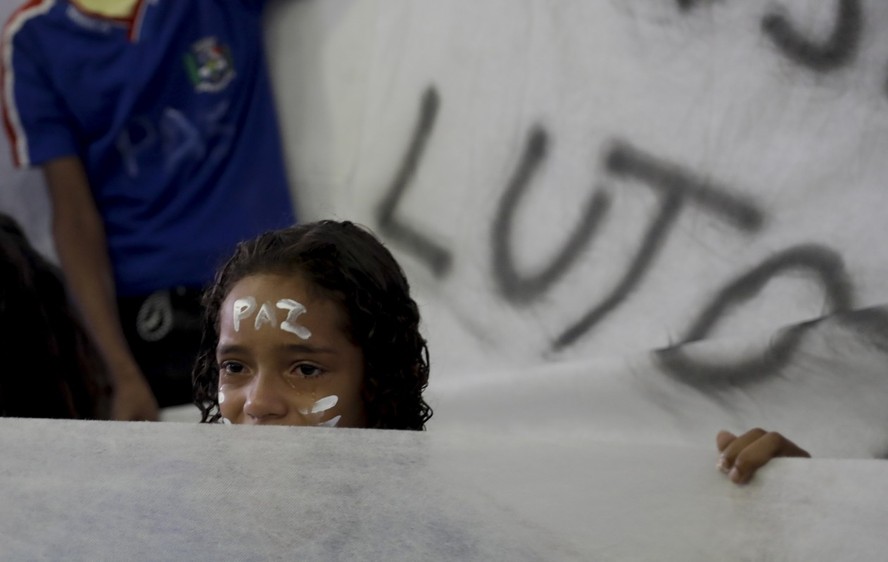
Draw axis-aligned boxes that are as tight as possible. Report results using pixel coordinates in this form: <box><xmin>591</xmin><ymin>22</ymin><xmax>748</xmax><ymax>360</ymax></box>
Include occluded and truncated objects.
<box><xmin>216</xmin><ymin>273</ymin><xmax>366</xmax><ymax>427</ymax></box>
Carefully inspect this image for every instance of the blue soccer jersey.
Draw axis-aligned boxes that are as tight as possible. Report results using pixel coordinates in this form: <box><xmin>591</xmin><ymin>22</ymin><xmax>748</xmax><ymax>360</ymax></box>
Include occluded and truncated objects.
<box><xmin>2</xmin><ymin>0</ymin><xmax>295</xmax><ymax>295</ymax></box>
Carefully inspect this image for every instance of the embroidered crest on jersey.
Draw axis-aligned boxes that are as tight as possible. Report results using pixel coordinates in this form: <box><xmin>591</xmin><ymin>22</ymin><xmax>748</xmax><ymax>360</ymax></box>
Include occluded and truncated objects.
<box><xmin>183</xmin><ymin>37</ymin><xmax>235</xmax><ymax>93</ymax></box>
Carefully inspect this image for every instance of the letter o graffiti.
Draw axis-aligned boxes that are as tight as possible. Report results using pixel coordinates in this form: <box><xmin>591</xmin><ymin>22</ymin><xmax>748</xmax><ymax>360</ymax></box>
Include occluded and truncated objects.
<box><xmin>656</xmin><ymin>244</ymin><xmax>854</xmax><ymax>389</ymax></box>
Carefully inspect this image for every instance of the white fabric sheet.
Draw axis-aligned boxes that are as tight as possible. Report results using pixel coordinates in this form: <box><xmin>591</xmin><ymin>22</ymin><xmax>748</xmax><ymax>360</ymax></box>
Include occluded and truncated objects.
<box><xmin>0</xmin><ymin>418</ymin><xmax>886</xmax><ymax>561</ymax></box>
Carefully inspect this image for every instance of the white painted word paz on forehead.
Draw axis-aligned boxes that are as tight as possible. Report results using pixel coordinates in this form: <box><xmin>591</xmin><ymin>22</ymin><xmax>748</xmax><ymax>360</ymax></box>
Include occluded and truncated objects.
<box><xmin>231</xmin><ymin>297</ymin><xmax>312</xmax><ymax>340</ymax></box>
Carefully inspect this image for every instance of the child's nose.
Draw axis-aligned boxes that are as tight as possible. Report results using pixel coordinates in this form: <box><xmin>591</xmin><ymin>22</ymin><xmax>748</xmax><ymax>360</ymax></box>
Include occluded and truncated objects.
<box><xmin>242</xmin><ymin>371</ymin><xmax>287</xmax><ymax>422</ymax></box>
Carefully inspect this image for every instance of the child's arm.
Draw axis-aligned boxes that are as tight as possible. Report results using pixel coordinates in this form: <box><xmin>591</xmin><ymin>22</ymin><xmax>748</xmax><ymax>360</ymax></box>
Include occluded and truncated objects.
<box><xmin>716</xmin><ymin>428</ymin><xmax>810</xmax><ymax>484</ymax></box>
<box><xmin>44</xmin><ymin>156</ymin><xmax>159</xmax><ymax>421</ymax></box>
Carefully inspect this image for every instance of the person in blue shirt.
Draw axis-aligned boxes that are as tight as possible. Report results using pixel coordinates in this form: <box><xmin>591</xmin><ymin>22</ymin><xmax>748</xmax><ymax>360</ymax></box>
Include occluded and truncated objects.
<box><xmin>2</xmin><ymin>0</ymin><xmax>295</xmax><ymax>419</ymax></box>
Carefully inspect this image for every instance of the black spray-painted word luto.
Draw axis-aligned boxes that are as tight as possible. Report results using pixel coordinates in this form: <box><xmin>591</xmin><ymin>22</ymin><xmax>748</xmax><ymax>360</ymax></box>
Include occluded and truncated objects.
<box><xmin>376</xmin><ymin>85</ymin><xmax>873</xmax><ymax>389</ymax></box>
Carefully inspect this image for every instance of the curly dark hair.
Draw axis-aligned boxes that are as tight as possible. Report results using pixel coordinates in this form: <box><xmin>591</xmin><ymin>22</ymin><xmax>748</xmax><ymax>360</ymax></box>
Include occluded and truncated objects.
<box><xmin>0</xmin><ymin>213</ymin><xmax>111</xmax><ymax>419</ymax></box>
<box><xmin>193</xmin><ymin>220</ymin><xmax>432</xmax><ymax>429</ymax></box>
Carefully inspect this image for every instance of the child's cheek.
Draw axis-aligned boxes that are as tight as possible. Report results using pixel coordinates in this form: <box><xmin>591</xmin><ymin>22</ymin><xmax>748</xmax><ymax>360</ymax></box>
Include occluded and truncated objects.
<box><xmin>296</xmin><ymin>394</ymin><xmax>341</xmax><ymax>427</ymax></box>
<box><xmin>333</xmin><ymin>394</ymin><xmax>367</xmax><ymax>428</ymax></box>
<box><xmin>218</xmin><ymin>388</ymin><xmax>239</xmax><ymax>423</ymax></box>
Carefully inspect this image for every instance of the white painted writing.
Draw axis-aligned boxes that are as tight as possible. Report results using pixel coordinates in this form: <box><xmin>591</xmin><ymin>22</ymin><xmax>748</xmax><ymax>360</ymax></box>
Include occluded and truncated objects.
<box><xmin>254</xmin><ymin>302</ymin><xmax>277</xmax><ymax>331</ymax></box>
<box><xmin>232</xmin><ymin>297</ymin><xmax>257</xmax><ymax>332</ymax></box>
<box><xmin>276</xmin><ymin>299</ymin><xmax>312</xmax><ymax>340</ymax></box>
<box><xmin>231</xmin><ymin>296</ymin><xmax>311</xmax><ymax>338</ymax></box>
<box><xmin>116</xmin><ymin>100</ymin><xmax>234</xmax><ymax>178</ymax></box>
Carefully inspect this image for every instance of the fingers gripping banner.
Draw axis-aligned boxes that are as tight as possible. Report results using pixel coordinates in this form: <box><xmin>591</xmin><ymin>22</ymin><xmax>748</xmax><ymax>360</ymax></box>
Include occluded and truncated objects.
<box><xmin>267</xmin><ymin>0</ymin><xmax>888</xmax><ymax>456</ymax></box>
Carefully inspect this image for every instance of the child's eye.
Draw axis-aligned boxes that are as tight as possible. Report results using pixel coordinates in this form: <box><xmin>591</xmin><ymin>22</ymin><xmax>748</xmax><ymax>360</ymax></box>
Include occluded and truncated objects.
<box><xmin>292</xmin><ymin>363</ymin><xmax>324</xmax><ymax>379</ymax></box>
<box><xmin>220</xmin><ymin>361</ymin><xmax>246</xmax><ymax>375</ymax></box>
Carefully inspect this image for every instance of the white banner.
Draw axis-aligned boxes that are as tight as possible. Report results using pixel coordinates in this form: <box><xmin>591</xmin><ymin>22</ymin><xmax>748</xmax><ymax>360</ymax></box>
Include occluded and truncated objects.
<box><xmin>264</xmin><ymin>0</ymin><xmax>888</xmax><ymax>455</ymax></box>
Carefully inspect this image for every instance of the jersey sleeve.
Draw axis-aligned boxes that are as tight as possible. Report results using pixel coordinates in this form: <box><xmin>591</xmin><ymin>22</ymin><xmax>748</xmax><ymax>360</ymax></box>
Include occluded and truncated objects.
<box><xmin>2</xmin><ymin>26</ymin><xmax>79</xmax><ymax>168</ymax></box>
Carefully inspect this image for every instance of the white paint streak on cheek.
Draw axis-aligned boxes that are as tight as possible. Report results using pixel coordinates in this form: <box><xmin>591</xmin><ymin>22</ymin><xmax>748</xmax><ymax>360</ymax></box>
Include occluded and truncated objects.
<box><xmin>254</xmin><ymin>302</ymin><xmax>277</xmax><ymax>330</ymax></box>
<box><xmin>276</xmin><ymin>298</ymin><xmax>312</xmax><ymax>340</ymax></box>
<box><xmin>300</xmin><ymin>394</ymin><xmax>338</xmax><ymax>415</ymax></box>
<box><xmin>218</xmin><ymin>391</ymin><xmax>231</xmax><ymax>424</ymax></box>
<box><xmin>232</xmin><ymin>297</ymin><xmax>256</xmax><ymax>332</ymax></box>
<box><xmin>298</xmin><ymin>395</ymin><xmax>340</xmax><ymax>427</ymax></box>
